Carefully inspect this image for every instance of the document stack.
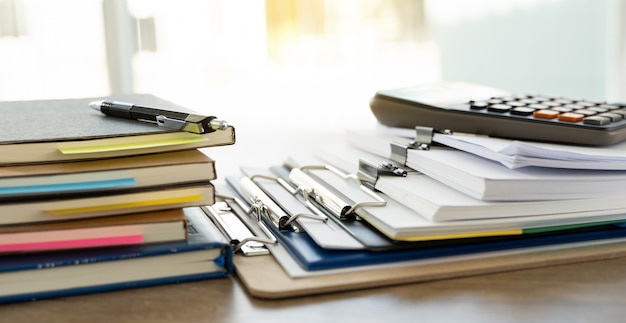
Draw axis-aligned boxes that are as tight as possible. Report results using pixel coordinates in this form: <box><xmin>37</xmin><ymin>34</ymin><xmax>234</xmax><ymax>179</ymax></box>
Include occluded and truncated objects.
<box><xmin>210</xmin><ymin>128</ymin><xmax>626</xmax><ymax>299</ymax></box>
<box><xmin>0</xmin><ymin>94</ymin><xmax>235</xmax><ymax>303</ymax></box>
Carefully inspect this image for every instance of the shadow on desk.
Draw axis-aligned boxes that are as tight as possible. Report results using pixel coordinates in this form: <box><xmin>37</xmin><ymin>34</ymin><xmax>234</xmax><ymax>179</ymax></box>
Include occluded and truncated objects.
<box><xmin>4</xmin><ymin>257</ymin><xmax>626</xmax><ymax>323</ymax></box>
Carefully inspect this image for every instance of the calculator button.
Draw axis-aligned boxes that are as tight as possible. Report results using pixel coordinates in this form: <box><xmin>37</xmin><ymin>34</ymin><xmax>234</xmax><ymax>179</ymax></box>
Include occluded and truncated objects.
<box><xmin>553</xmin><ymin>99</ymin><xmax>573</xmax><ymax>104</ymax></box>
<box><xmin>528</xmin><ymin>103</ymin><xmax>548</xmax><ymax>110</ymax></box>
<box><xmin>506</xmin><ymin>101</ymin><xmax>526</xmax><ymax>107</ymax></box>
<box><xmin>510</xmin><ymin>107</ymin><xmax>535</xmax><ymax>116</ymax></box>
<box><xmin>470</xmin><ymin>101</ymin><xmax>489</xmax><ymax>109</ymax></box>
<box><xmin>488</xmin><ymin>104</ymin><xmax>512</xmax><ymax>112</ymax></box>
<box><xmin>500</xmin><ymin>96</ymin><xmax>516</xmax><ymax>102</ymax></box>
<box><xmin>533</xmin><ymin>109</ymin><xmax>560</xmax><ymax>119</ymax></box>
<box><xmin>557</xmin><ymin>112</ymin><xmax>585</xmax><ymax>122</ymax></box>
<box><xmin>611</xmin><ymin>110</ymin><xmax>626</xmax><ymax>117</ymax></box>
<box><xmin>598</xmin><ymin>112</ymin><xmax>623</xmax><ymax>122</ymax></box>
<box><xmin>564</xmin><ymin>104</ymin><xmax>584</xmax><ymax>110</ymax></box>
<box><xmin>542</xmin><ymin>101</ymin><xmax>562</xmax><ymax>107</ymax></box>
<box><xmin>599</xmin><ymin>104</ymin><xmax>621</xmax><ymax>110</ymax></box>
<box><xmin>575</xmin><ymin>109</ymin><xmax>598</xmax><ymax>116</ymax></box>
<box><xmin>520</xmin><ymin>99</ymin><xmax>539</xmax><ymax>105</ymax></box>
<box><xmin>583</xmin><ymin>116</ymin><xmax>611</xmax><ymax>125</ymax></box>
<box><xmin>551</xmin><ymin>106</ymin><xmax>574</xmax><ymax>113</ymax></box>
<box><xmin>577</xmin><ymin>101</ymin><xmax>598</xmax><ymax>107</ymax></box>
<box><xmin>589</xmin><ymin>106</ymin><xmax>609</xmax><ymax>113</ymax></box>
<box><xmin>488</xmin><ymin>99</ymin><xmax>504</xmax><ymax>104</ymax></box>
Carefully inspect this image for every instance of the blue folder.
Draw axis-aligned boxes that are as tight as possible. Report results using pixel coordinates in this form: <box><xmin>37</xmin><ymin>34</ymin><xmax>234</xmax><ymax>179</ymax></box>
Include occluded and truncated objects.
<box><xmin>270</xmin><ymin>221</ymin><xmax>626</xmax><ymax>271</ymax></box>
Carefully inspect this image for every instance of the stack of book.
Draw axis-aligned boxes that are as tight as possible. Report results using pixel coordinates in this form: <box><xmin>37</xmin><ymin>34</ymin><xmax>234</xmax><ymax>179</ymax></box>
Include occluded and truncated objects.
<box><xmin>0</xmin><ymin>94</ymin><xmax>235</xmax><ymax>303</ymax></box>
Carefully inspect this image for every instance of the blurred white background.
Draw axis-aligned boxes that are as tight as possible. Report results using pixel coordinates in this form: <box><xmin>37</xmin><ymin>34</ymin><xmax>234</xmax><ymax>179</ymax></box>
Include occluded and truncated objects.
<box><xmin>0</xmin><ymin>0</ymin><xmax>624</xmax><ymax>175</ymax></box>
<box><xmin>1</xmin><ymin>0</ymin><xmax>623</xmax><ymax>122</ymax></box>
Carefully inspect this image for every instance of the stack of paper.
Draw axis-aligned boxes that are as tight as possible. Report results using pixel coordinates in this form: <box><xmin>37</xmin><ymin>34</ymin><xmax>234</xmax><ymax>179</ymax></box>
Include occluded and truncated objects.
<box><xmin>211</xmin><ymin>126</ymin><xmax>626</xmax><ymax>299</ymax></box>
<box><xmin>0</xmin><ymin>95</ymin><xmax>234</xmax><ymax>303</ymax></box>
<box><xmin>347</xmin><ymin>129</ymin><xmax>626</xmax><ymax>201</ymax></box>
<box><xmin>380</xmin><ymin>124</ymin><xmax>626</xmax><ymax>170</ymax></box>
<box><xmin>218</xmin><ymin>140</ymin><xmax>626</xmax><ymax>298</ymax></box>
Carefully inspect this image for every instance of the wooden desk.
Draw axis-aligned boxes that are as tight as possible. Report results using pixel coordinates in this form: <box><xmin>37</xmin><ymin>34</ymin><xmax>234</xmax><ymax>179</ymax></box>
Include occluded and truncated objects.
<box><xmin>2</xmin><ymin>256</ymin><xmax>626</xmax><ymax>322</ymax></box>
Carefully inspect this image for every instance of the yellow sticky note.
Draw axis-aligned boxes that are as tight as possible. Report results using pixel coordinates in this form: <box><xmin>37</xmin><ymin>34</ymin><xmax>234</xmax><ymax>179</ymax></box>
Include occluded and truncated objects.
<box><xmin>48</xmin><ymin>195</ymin><xmax>204</xmax><ymax>215</ymax></box>
<box><xmin>59</xmin><ymin>136</ymin><xmax>208</xmax><ymax>155</ymax></box>
<box><xmin>399</xmin><ymin>229</ymin><xmax>523</xmax><ymax>242</ymax></box>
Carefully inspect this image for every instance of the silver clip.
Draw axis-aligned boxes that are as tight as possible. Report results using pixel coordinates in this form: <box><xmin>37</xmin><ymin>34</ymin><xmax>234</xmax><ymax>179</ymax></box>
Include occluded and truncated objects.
<box><xmin>357</xmin><ymin>159</ymin><xmax>407</xmax><ymax>188</ymax></box>
<box><xmin>249</xmin><ymin>174</ymin><xmax>329</xmax><ymax>224</ymax></box>
<box><xmin>156</xmin><ymin>115</ymin><xmax>228</xmax><ymax>134</ymax></box>
<box><xmin>240</xmin><ymin>176</ymin><xmax>305</xmax><ymax>232</ymax></box>
<box><xmin>289</xmin><ymin>165</ymin><xmax>386</xmax><ymax>221</ymax></box>
<box><xmin>390</xmin><ymin>126</ymin><xmax>452</xmax><ymax>165</ymax></box>
<box><xmin>212</xmin><ymin>194</ymin><xmax>277</xmax><ymax>255</ymax></box>
<box><xmin>201</xmin><ymin>202</ymin><xmax>270</xmax><ymax>256</ymax></box>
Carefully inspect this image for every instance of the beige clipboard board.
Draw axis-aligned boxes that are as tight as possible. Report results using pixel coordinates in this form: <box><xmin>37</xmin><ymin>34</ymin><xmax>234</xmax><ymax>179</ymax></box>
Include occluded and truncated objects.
<box><xmin>234</xmin><ymin>240</ymin><xmax>626</xmax><ymax>299</ymax></box>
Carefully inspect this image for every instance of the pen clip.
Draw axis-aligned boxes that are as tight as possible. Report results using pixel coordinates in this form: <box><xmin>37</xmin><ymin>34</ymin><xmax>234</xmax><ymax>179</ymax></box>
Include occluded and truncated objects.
<box><xmin>156</xmin><ymin>115</ymin><xmax>228</xmax><ymax>134</ymax></box>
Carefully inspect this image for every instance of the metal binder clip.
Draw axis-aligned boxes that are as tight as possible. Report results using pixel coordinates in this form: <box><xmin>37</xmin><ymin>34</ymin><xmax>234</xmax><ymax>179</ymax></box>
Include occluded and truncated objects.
<box><xmin>289</xmin><ymin>165</ymin><xmax>387</xmax><ymax>221</ymax></box>
<box><xmin>202</xmin><ymin>198</ymin><xmax>276</xmax><ymax>256</ymax></box>
<box><xmin>357</xmin><ymin>159</ymin><xmax>407</xmax><ymax>189</ymax></box>
<box><xmin>390</xmin><ymin>126</ymin><xmax>452</xmax><ymax>165</ymax></box>
<box><xmin>209</xmin><ymin>194</ymin><xmax>278</xmax><ymax>255</ymax></box>
<box><xmin>249</xmin><ymin>174</ymin><xmax>329</xmax><ymax>225</ymax></box>
<box><xmin>238</xmin><ymin>176</ymin><xmax>303</xmax><ymax>232</ymax></box>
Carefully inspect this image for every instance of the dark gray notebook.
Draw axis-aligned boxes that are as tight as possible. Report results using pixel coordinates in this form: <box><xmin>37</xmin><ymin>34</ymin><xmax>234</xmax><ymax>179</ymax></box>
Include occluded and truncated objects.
<box><xmin>2</xmin><ymin>94</ymin><xmax>189</xmax><ymax>143</ymax></box>
<box><xmin>0</xmin><ymin>94</ymin><xmax>235</xmax><ymax>164</ymax></box>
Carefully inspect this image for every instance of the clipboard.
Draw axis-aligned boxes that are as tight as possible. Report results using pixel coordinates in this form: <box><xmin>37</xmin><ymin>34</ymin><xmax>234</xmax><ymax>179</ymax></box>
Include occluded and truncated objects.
<box><xmin>234</xmin><ymin>237</ymin><xmax>626</xmax><ymax>299</ymax></box>
<box><xmin>199</xmin><ymin>177</ymin><xmax>626</xmax><ymax>299</ymax></box>
<box><xmin>201</xmin><ymin>198</ymin><xmax>626</xmax><ymax>299</ymax></box>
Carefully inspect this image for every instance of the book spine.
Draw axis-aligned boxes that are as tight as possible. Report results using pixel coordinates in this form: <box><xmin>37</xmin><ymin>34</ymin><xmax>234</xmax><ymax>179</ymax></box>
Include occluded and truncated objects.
<box><xmin>0</xmin><ymin>241</ymin><xmax>227</xmax><ymax>273</ymax></box>
<box><xmin>0</xmin><ymin>271</ymin><xmax>230</xmax><ymax>304</ymax></box>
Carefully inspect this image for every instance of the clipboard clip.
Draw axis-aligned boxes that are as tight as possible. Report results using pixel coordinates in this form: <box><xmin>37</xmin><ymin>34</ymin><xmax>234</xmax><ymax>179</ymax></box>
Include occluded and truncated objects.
<box><xmin>390</xmin><ymin>126</ymin><xmax>452</xmax><ymax>165</ymax></box>
<box><xmin>289</xmin><ymin>165</ymin><xmax>387</xmax><ymax>221</ymax></box>
<box><xmin>247</xmin><ymin>174</ymin><xmax>329</xmax><ymax>228</ymax></box>
<box><xmin>204</xmin><ymin>194</ymin><xmax>278</xmax><ymax>256</ymax></box>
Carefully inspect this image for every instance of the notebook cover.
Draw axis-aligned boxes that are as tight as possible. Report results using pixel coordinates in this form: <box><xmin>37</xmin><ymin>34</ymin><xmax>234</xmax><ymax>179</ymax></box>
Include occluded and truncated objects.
<box><xmin>0</xmin><ymin>94</ymin><xmax>235</xmax><ymax>164</ymax></box>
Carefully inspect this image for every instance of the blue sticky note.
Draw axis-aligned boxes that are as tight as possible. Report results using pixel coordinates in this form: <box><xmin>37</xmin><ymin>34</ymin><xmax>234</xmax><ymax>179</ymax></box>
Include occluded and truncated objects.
<box><xmin>0</xmin><ymin>178</ymin><xmax>137</xmax><ymax>196</ymax></box>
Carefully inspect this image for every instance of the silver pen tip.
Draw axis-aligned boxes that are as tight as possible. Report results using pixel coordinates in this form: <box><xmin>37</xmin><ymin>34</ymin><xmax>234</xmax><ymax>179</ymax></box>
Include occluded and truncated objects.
<box><xmin>89</xmin><ymin>100</ymin><xmax>103</xmax><ymax>111</ymax></box>
<box><xmin>210</xmin><ymin>119</ymin><xmax>229</xmax><ymax>131</ymax></box>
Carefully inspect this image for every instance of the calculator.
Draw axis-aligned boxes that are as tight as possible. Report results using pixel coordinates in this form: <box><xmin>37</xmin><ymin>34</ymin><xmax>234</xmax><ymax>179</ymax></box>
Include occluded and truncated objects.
<box><xmin>369</xmin><ymin>82</ymin><xmax>626</xmax><ymax>146</ymax></box>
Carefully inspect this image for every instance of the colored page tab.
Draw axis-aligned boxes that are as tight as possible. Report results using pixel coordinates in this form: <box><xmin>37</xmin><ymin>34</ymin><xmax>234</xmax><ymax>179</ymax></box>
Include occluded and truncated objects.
<box><xmin>523</xmin><ymin>220</ymin><xmax>626</xmax><ymax>235</ymax></box>
<box><xmin>58</xmin><ymin>136</ymin><xmax>208</xmax><ymax>155</ymax></box>
<box><xmin>47</xmin><ymin>194</ymin><xmax>204</xmax><ymax>215</ymax></box>
<box><xmin>401</xmin><ymin>229</ymin><xmax>523</xmax><ymax>242</ymax></box>
<box><xmin>0</xmin><ymin>178</ymin><xmax>137</xmax><ymax>196</ymax></box>
<box><xmin>0</xmin><ymin>235</ymin><xmax>144</xmax><ymax>253</ymax></box>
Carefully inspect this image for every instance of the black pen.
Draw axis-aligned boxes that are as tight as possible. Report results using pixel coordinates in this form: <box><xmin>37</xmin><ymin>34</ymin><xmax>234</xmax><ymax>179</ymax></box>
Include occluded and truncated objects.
<box><xmin>89</xmin><ymin>100</ymin><xmax>228</xmax><ymax>134</ymax></box>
